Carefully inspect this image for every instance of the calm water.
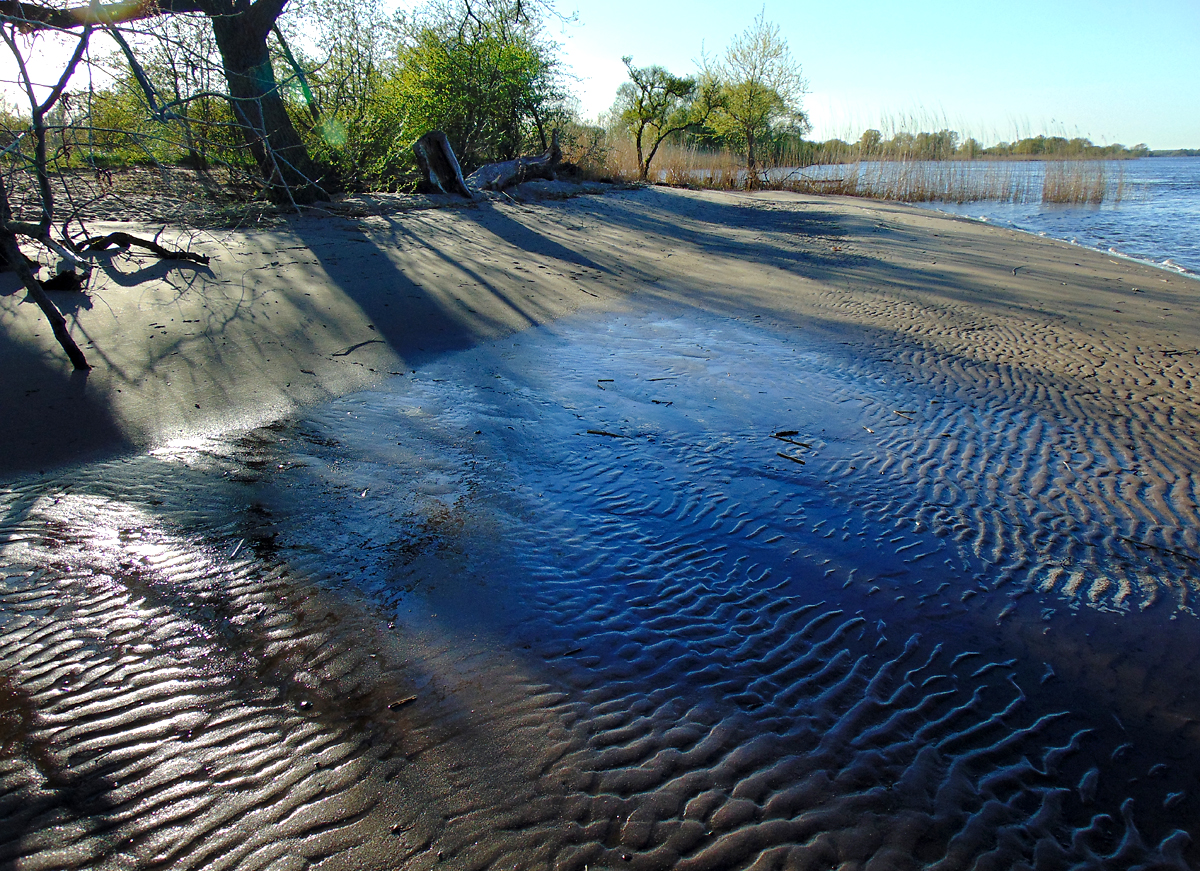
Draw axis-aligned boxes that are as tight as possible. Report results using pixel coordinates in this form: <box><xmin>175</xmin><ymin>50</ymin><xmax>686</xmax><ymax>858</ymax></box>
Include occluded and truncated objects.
<box><xmin>913</xmin><ymin>156</ymin><xmax>1200</xmax><ymax>275</ymax></box>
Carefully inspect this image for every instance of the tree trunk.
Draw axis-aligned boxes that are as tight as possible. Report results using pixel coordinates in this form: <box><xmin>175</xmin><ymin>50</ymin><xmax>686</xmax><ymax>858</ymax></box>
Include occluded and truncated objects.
<box><xmin>413</xmin><ymin>131</ymin><xmax>473</xmax><ymax>198</ymax></box>
<box><xmin>209</xmin><ymin>14</ymin><xmax>330</xmax><ymax>205</ymax></box>
<box><xmin>745</xmin><ymin>130</ymin><xmax>758</xmax><ymax>189</ymax></box>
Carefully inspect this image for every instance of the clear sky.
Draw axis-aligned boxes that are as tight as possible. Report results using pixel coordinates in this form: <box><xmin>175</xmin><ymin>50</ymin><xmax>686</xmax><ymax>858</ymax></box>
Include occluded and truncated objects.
<box><xmin>551</xmin><ymin>0</ymin><xmax>1200</xmax><ymax>150</ymax></box>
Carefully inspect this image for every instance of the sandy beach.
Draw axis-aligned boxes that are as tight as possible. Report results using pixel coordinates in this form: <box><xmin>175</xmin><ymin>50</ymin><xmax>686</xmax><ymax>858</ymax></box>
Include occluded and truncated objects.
<box><xmin>4</xmin><ymin>186</ymin><xmax>1197</xmax><ymax>474</ymax></box>
<box><xmin>3</xmin><ymin>186</ymin><xmax>1200</xmax><ymax>869</ymax></box>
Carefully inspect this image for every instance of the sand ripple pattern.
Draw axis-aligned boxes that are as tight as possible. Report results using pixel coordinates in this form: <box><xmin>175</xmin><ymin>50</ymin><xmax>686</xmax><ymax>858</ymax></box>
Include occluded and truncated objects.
<box><xmin>0</xmin><ymin>458</ymin><xmax>584</xmax><ymax>869</ymax></box>
<box><xmin>812</xmin><ymin>291</ymin><xmax>1200</xmax><ymax>613</ymax></box>
<box><xmin>2</xmin><ymin>306</ymin><xmax>1198</xmax><ymax>868</ymax></box>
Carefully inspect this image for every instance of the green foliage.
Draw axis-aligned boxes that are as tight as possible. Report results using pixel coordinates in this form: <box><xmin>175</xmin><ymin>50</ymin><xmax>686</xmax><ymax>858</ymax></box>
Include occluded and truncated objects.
<box><xmin>51</xmin><ymin>15</ymin><xmax>258</xmax><ymax>173</ymax></box>
<box><xmin>615</xmin><ymin>57</ymin><xmax>716</xmax><ymax>180</ymax></box>
<box><xmin>78</xmin><ymin>79</ymin><xmax>159</xmax><ymax>166</ymax></box>
<box><xmin>606</xmin><ymin>15</ymin><xmax>807</xmax><ymax>182</ymax></box>
<box><xmin>289</xmin><ymin>0</ymin><xmax>397</xmax><ymax>187</ymax></box>
<box><xmin>54</xmin><ymin>0</ymin><xmax>565</xmax><ymax>191</ymax></box>
<box><xmin>293</xmin><ymin>0</ymin><xmax>564</xmax><ymax>190</ymax></box>
<box><xmin>391</xmin><ymin>2</ymin><xmax>560</xmax><ymax>170</ymax></box>
<box><xmin>705</xmin><ymin>12</ymin><xmax>807</xmax><ymax>179</ymax></box>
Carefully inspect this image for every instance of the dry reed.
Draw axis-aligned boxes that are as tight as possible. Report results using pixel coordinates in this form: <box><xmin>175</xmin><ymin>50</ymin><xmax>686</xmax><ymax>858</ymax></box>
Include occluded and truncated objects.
<box><xmin>1041</xmin><ymin>161</ymin><xmax>1123</xmax><ymax>204</ymax></box>
<box><xmin>599</xmin><ymin>136</ymin><xmax>1125</xmax><ymax>206</ymax></box>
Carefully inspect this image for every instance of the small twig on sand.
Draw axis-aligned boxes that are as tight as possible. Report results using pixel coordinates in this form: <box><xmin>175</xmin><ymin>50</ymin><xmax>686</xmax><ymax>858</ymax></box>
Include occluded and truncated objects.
<box><xmin>331</xmin><ymin>339</ymin><xmax>385</xmax><ymax>357</ymax></box>
<box><xmin>771</xmin><ymin>431</ymin><xmax>811</xmax><ymax>448</ymax></box>
<box><xmin>1118</xmin><ymin>536</ymin><xmax>1198</xmax><ymax>563</ymax></box>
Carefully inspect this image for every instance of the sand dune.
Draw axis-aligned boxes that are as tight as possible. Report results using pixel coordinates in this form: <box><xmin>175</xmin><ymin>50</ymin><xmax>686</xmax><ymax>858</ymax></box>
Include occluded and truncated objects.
<box><xmin>2</xmin><ymin>187</ymin><xmax>1200</xmax><ymax>868</ymax></box>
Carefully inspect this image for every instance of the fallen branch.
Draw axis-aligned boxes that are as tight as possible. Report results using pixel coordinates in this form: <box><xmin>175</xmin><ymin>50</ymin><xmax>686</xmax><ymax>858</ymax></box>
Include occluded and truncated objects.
<box><xmin>467</xmin><ymin>132</ymin><xmax>563</xmax><ymax>192</ymax></box>
<box><xmin>82</xmin><ymin>231</ymin><xmax>210</xmax><ymax>264</ymax></box>
<box><xmin>331</xmin><ymin>338</ymin><xmax>385</xmax><ymax>357</ymax></box>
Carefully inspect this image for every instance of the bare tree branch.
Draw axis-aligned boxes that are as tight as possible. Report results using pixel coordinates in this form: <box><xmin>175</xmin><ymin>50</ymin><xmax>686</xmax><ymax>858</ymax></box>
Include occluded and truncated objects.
<box><xmin>2</xmin><ymin>0</ymin><xmax>203</xmax><ymax>31</ymax></box>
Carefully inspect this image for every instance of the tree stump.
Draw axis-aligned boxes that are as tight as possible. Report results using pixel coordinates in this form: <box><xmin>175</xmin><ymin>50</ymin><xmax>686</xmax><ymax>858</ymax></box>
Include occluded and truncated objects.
<box><xmin>413</xmin><ymin>131</ymin><xmax>473</xmax><ymax>199</ymax></box>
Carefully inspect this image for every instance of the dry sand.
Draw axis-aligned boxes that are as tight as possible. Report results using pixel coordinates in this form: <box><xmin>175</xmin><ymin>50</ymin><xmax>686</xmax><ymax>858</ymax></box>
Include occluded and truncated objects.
<box><xmin>3</xmin><ymin>186</ymin><xmax>1200</xmax><ymax>870</ymax></box>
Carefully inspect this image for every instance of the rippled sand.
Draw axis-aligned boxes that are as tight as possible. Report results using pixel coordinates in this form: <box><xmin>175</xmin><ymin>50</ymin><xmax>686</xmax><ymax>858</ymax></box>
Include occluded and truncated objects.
<box><xmin>3</xmin><ymin>188</ymin><xmax>1200</xmax><ymax>868</ymax></box>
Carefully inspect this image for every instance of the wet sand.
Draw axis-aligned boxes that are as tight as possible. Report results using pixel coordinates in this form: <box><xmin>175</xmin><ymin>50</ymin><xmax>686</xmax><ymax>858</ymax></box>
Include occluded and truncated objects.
<box><xmin>3</xmin><ymin>187</ymin><xmax>1200</xmax><ymax>869</ymax></box>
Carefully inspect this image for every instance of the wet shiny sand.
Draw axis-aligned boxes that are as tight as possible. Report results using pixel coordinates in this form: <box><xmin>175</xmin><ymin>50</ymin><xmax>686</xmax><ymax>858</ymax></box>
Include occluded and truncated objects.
<box><xmin>4</xmin><ymin>301</ymin><xmax>1200</xmax><ymax>869</ymax></box>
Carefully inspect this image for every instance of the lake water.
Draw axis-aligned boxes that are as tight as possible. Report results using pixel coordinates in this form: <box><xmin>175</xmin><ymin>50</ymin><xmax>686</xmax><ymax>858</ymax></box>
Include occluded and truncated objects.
<box><xmin>909</xmin><ymin>157</ymin><xmax>1200</xmax><ymax>276</ymax></box>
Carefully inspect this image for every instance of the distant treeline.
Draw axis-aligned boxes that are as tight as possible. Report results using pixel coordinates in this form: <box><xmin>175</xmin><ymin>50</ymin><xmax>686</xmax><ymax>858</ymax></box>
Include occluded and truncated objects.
<box><xmin>788</xmin><ymin>130</ymin><xmax>1151</xmax><ymax>164</ymax></box>
<box><xmin>1149</xmin><ymin>149</ymin><xmax>1200</xmax><ymax>157</ymax></box>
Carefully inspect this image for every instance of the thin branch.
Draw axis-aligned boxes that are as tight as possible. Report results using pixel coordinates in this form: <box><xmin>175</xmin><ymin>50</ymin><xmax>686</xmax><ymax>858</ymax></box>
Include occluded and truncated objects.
<box><xmin>36</xmin><ymin>23</ymin><xmax>93</xmax><ymax>116</ymax></box>
<box><xmin>103</xmin><ymin>22</ymin><xmax>178</xmax><ymax>121</ymax></box>
<box><xmin>1</xmin><ymin>0</ymin><xmax>203</xmax><ymax>32</ymax></box>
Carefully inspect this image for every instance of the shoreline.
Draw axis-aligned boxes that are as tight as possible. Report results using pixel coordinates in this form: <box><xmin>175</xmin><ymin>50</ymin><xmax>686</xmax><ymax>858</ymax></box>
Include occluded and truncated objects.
<box><xmin>911</xmin><ymin>199</ymin><xmax>1200</xmax><ymax>278</ymax></box>
<box><xmin>2</xmin><ymin>184</ymin><xmax>1198</xmax><ymax>475</ymax></box>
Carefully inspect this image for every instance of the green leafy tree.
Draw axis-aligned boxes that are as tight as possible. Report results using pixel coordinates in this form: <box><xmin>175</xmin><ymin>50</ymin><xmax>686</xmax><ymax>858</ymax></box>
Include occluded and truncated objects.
<box><xmin>615</xmin><ymin>56</ymin><xmax>720</xmax><ymax>181</ymax></box>
<box><xmin>858</xmin><ymin>128</ymin><xmax>882</xmax><ymax>154</ymax></box>
<box><xmin>290</xmin><ymin>0</ymin><xmax>397</xmax><ymax>188</ymax></box>
<box><xmin>913</xmin><ymin>128</ymin><xmax>958</xmax><ymax>160</ymax></box>
<box><xmin>707</xmin><ymin>12</ymin><xmax>807</xmax><ymax>184</ymax></box>
<box><xmin>375</xmin><ymin>0</ymin><xmax>562</xmax><ymax>180</ymax></box>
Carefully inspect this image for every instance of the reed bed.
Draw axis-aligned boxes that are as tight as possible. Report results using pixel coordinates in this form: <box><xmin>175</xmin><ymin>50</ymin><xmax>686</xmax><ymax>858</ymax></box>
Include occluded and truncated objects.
<box><xmin>600</xmin><ymin>138</ymin><xmax>1125</xmax><ymax>205</ymax></box>
<box><xmin>782</xmin><ymin>160</ymin><xmax>1122</xmax><ymax>204</ymax></box>
<box><xmin>780</xmin><ymin>161</ymin><xmax>1035</xmax><ymax>203</ymax></box>
<box><xmin>598</xmin><ymin>138</ymin><xmax>744</xmax><ymax>188</ymax></box>
<box><xmin>1041</xmin><ymin>160</ymin><xmax>1124</xmax><ymax>204</ymax></box>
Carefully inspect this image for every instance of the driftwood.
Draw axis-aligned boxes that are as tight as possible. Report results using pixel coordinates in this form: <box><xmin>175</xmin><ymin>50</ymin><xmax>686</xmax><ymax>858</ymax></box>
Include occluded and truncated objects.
<box><xmin>413</xmin><ymin>130</ymin><xmax>472</xmax><ymax>199</ymax></box>
<box><xmin>82</xmin><ymin>231</ymin><xmax>210</xmax><ymax>264</ymax></box>
<box><xmin>466</xmin><ymin>132</ymin><xmax>563</xmax><ymax>192</ymax></box>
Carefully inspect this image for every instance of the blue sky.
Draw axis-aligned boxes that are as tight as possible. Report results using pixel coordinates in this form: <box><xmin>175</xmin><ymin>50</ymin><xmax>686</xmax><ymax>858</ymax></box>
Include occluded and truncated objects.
<box><xmin>552</xmin><ymin>0</ymin><xmax>1200</xmax><ymax>149</ymax></box>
